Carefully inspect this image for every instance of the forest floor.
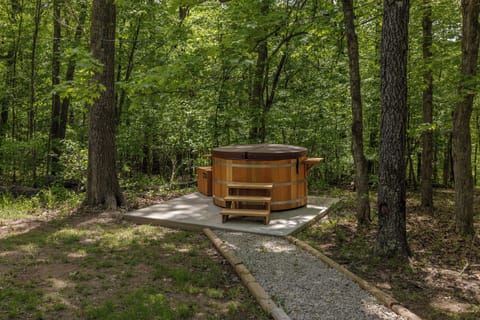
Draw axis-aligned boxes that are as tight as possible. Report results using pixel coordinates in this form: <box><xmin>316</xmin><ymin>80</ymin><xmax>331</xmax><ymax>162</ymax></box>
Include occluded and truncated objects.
<box><xmin>1</xmin><ymin>187</ymin><xmax>479</xmax><ymax>319</ymax></box>
<box><xmin>299</xmin><ymin>188</ymin><xmax>480</xmax><ymax>320</ymax></box>
<box><xmin>0</xmin><ymin>191</ymin><xmax>268</xmax><ymax>319</ymax></box>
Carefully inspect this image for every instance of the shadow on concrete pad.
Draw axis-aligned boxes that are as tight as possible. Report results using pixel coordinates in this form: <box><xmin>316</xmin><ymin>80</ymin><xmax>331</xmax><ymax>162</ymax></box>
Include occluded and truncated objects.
<box><xmin>124</xmin><ymin>192</ymin><xmax>340</xmax><ymax>236</ymax></box>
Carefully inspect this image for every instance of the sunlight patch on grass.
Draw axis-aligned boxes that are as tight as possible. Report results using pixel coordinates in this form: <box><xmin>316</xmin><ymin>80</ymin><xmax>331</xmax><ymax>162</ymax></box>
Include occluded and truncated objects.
<box><xmin>83</xmin><ymin>288</ymin><xmax>195</xmax><ymax>320</ymax></box>
<box><xmin>0</xmin><ymin>194</ymin><xmax>41</xmax><ymax>219</ymax></box>
<box><xmin>0</xmin><ymin>187</ymin><xmax>83</xmax><ymax>220</ymax></box>
<box><xmin>98</xmin><ymin>224</ymin><xmax>169</xmax><ymax>249</ymax></box>
<box><xmin>49</xmin><ymin>228</ymin><xmax>87</xmax><ymax>245</ymax></box>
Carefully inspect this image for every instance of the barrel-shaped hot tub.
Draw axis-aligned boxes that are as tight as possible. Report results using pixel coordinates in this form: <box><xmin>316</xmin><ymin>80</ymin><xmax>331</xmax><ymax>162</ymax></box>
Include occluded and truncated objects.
<box><xmin>211</xmin><ymin>144</ymin><xmax>321</xmax><ymax>211</ymax></box>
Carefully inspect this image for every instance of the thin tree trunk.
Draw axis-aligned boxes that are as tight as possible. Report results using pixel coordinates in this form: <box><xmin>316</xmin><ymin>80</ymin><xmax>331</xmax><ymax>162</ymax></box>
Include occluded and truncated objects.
<box><xmin>29</xmin><ymin>0</ymin><xmax>41</xmax><ymax>140</ymax></box>
<box><xmin>116</xmin><ymin>18</ymin><xmax>141</xmax><ymax>124</ymax></box>
<box><xmin>377</xmin><ymin>0</ymin><xmax>410</xmax><ymax>257</ymax></box>
<box><xmin>60</xmin><ymin>1</ymin><xmax>87</xmax><ymax>140</ymax></box>
<box><xmin>443</xmin><ymin>133</ymin><xmax>452</xmax><ymax>187</ymax></box>
<box><xmin>86</xmin><ymin>0</ymin><xmax>123</xmax><ymax>209</ymax></box>
<box><xmin>28</xmin><ymin>0</ymin><xmax>42</xmax><ymax>183</ymax></box>
<box><xmin>421</xmin><ymin>0</ymin><xmax>434</xmax><ymax>211</ymax></box>
<box><xmin>452</xmin><ymin>0</ymin><xmax>480</xmax><ymax>236</ymax></box>
<box><xmin>249</xmin><ymin>40</ymin><xmax>267</xmax><ymax>143</ymax></box>
<box><xmin>1</xmin><ymin>0</ymin><xmax>22</xmax><ymax>137</ymax></box>
<box><xmin>249</xmin><ymin>1</ymin><xmax>269</xmax><ymax>143</ymax></box>
<box><xmin>10</xmin><ymin>0</ymin><xmax>23</xmax><ymax>183</ymax></box>
<box><xmin>433</xmin><ymin>139</ymin><xmax>438</xmax><ymax>183</ymax></box>
<box><xmin>48</xmin><ymin>0</ymin><xmax>62</xmax><ymax>176</ymax></box>
<box><xmin>341</xmin><ymin>0</ymin><xmax>370</xmax><ymax>225</ymax></box>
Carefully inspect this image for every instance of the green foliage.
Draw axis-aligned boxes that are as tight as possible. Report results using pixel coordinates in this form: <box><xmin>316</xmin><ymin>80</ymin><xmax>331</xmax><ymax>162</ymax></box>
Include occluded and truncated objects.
<box><xmin>58</xmin><ymin>140</ymin><xmax>88</xmax><ymax>184</ymax></box>
<box><xmin>0</xmin><ymin>0</ymin><xmax>475</xmax><ymax>188</ymax></box>
<box><xmin>0</xmin><ymin>185</ymin><xmax>83</xmax><ymax>219</ymax></box>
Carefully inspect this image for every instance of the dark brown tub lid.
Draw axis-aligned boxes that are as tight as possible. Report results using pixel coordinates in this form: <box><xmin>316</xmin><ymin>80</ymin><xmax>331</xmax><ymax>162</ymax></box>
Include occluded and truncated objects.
<box><xmin>212</xmin><ymin>144</ymin><xmax>307</xmax><ymax>160</ymax></box>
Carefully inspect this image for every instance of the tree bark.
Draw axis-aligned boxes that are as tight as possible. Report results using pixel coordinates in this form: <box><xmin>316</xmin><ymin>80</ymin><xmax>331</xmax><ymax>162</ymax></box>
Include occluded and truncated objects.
<box><xmin>28</xmin><ymin>0</ymin><xmax>41</xmax><ymax>140</ymax></box>
<box><xmin>341</xmin><ymin>0</ymin><xmax>370</xmax><ymax>225</ymax></box>
<box><xmin>421</xmin><ymin>0</ymin><xmax>434</xmax><ymax>211</ymax></box>
<box><xmin>86</xmin><ymin>0</ymin><xmax>123</xmax><ymax>209</ymax></box>
<box><xmin>452</xmin><ymin>0</ymin><xmax>480</xmax><ymax>236</ymax></box>
<box><xmin>48</xmin><ymin>0</ymin><xmax>62</xmax><ymax>176</ymax></box>
<box><xmin>28</xmin><ymin>0</ymin><xmax>42</xmax><ymax>183</ymax></box>
<box><xmin>249</xmin><ymin>40</ymin><xmax>268</xmax><ymax>143</ymax></box>
<box><xmin>377</xmin><ymin>0</ymin><xmax>410</xmax><ymax>257</ymax></box>
<box><xmin>115</xmin><ymin>18</ymin><xmax>141</xmax><ymax>124</ymax></box>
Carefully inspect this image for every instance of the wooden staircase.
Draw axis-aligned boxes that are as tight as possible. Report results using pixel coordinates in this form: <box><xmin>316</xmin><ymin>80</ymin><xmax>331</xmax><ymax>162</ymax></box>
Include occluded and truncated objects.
<box><xmin>220</xmin><ymin>182</ymin><xmax>273</xmax><ymax>225</ymax></box>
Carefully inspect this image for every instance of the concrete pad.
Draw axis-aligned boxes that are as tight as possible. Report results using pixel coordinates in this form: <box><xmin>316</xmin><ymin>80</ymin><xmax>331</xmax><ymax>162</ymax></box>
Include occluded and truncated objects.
<box><xmin>124</xmin><ymin>192</ymin><xmax>339</xmax><ymax>236</ymax></box>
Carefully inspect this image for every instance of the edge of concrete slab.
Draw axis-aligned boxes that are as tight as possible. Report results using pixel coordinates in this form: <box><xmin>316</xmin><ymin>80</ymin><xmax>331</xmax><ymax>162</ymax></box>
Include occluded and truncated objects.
<box><xmin>286</xmin><ymin>236</ymin><xmax>423</xmax><ymax>320</ymax></box>
<box><xmin>203</xmin><ymin>228</ymin><xmax>291</xmax><ymax>320</ymax></box>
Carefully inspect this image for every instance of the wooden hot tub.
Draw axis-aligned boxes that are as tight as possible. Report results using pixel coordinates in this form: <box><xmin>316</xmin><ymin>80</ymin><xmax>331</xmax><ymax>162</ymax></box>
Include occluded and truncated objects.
<box><xmin>211</xmin><ymin>144</ymin><xmax>321</xmax><ymax>211</ymax></box>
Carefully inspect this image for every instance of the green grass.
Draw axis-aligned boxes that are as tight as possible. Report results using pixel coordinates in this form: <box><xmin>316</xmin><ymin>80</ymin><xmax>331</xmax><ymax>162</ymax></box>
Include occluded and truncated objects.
<box><xmin>0</xmin><ymin>185</ymin><xmax>83</xmax><ymax>220</ymax></box>
<box><xmin>84</xmin><ymin>289</ymin><xmax>195</xmax><ymax>320</ymax></box>
<box><xmin>0</xmin><ymin>202</ymin><xmax>268</xmax><ymax>319</ymax></box>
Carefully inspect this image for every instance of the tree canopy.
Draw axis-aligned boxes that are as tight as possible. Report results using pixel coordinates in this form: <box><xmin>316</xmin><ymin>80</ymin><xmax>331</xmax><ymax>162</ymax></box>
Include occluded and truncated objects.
<box><xmin>0</xmin><ymin>0</ymin><xmax>476</xmax><ymax>235</ymax></box>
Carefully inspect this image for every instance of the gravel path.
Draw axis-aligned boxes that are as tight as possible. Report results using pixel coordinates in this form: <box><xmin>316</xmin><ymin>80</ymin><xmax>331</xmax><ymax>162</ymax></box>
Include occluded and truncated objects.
<box><xmin>215</xmin><ymin>231</ymin><xmax>404</xmax><ymax>320</ymax></box>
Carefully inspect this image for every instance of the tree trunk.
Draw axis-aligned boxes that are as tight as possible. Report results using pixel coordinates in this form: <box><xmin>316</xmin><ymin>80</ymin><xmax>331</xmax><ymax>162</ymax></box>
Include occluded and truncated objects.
<box><xmin>452</xmin><ymin>0</ymin><xmax>480</xmax><ymax>236</ymax></box>
<box><xmin>421</xmin><ymin>0</ymin><xmax>434</xmax><ymax>211</ymax></box>
<box><xmin>29</xmin><ymin>0</ymin><xmax>41</xmax><ymax>140</ymax></box>
<box><xmin>341</xmin><ymin>0</ymin><xmax>370</xmax><ymax>225</ymax></box>
<box><xmin>1</xmin><ymin>0</ymin><xmax>22</xmax><ymax>137</ymax></box>
<box><xmin>115</xmin><ymin>19</ymin><xmax>141</xmax><ymax>124</ymax></box>
<box><xmin>377</xmin><ymin>0</ymin><xmax>410</xmax><ymax>257</ymax></box>
<box><xmin>48</xmin><ymin>0</ymin><xmax>63</xmax><ymax>176</ymax></box>
<box><xmin>249</xmin><ymin>1</ymin><xmax>269</xmax><ymax>143</ymax></box>
<box><xmin>29</xmin><ymin>0</ymin><xmax>42</xmax><ymax>183</ymax></box>
<box><xmin>443</xmin><ymin>132</ymin><xmax>453</xmax><ymax>187</ymax></box>
<box><xmin>85</xmin><ymin>0</ymin><xmax>123</xmax><ymax>209</ymax></box>
<box><xmin>60</xmin><ymin>1</ymin><xmax>87</xmax><ymax>140</ymax></box>
<box><xmin>46</xmin><ymin>1</ymin><xmax>87</xmax><ymax>177</ymax></box>
<box><xmin>249</xmin><ymin>40</ymin><xmax>267</xmax><ymax>143</ymax></box>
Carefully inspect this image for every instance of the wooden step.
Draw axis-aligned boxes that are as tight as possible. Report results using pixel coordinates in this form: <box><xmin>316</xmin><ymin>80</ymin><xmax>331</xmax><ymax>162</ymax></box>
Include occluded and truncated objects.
<box><xmin>224</xmin><ymin>195</ymin><xmax>271</xmax><ymax>203</ymax></box>
<box><xmin>220</xmin><ymin>208</ymin><xmax>270</xmax><ymax>225</ymax></box>
<box><xmin>226</xmin><ymin>182</ymin><xmax>273</xmax><ymax>190</ymax></box>
<box><xmin>220</xmin><ymin>208</ymin><xmax>270</xmax><ymax>217</ymax></box>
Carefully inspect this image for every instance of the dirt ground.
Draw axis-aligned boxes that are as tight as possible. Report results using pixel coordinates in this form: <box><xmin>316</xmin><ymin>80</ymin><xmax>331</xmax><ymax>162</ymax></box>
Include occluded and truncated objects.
<box><xmin>299</xmin><ymin>189</ymin><xmax>480</xmax><ymax>320</ymax></box>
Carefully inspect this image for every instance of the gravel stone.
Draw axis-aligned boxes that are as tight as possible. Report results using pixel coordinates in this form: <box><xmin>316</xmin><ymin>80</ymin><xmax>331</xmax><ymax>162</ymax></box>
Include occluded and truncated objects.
<box><xmin>215</xmin><ymin>231</ymin><xmax>405</xmax><ymax>320</ymax></box>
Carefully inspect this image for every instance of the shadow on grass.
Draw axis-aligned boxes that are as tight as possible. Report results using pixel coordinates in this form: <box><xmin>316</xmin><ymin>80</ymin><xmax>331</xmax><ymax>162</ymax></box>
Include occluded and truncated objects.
<box><xmin>0</xmin><ymin>210</ymin><xmax>269</xmax><ymax>319</ymax></box>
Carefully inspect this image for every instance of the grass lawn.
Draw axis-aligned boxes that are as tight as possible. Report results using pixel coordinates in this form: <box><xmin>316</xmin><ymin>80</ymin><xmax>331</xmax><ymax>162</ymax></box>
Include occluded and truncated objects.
<box><xmin>0</xmin><ymin>189</ymin><xmax>268</xmax><ymax>320</ymax></box>
<box><xmin>299</xmin><ymin>189</ymin><xmax>480</xmax><ymax>320</ymax></box>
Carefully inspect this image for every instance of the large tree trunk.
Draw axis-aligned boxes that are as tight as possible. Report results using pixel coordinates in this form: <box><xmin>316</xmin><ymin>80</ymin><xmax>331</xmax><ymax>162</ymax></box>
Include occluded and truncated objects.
<box><xmin>452</xmin><ymin>0</ymin><xmax>480</xmax><ymax>236</ymax></box>
<box><xmin>421</xmin><ymin>0</ymin><xmax>434</xmax><ymax>211</ymax></box>
<box><xmin>85</xmin><ymin>0</ymin><xmax>123</xmax><ymax>209</ymax></box>
<box><xmin>341</xmin><ymin>0</ymin><xmax>370</xmax><ymax>225</ymax></box>
<box><xmin>377</xmin><ymin>0</ymin><xmax>410</xmax><ymax>257</ymax></box>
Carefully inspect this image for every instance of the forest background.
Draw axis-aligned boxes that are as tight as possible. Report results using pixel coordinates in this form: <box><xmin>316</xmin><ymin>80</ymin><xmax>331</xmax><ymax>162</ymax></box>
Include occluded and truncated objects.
<box><xmin>0</xmin><ymin>0</ymin><xmax>467</xmax><ymax>193</ymax></box>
